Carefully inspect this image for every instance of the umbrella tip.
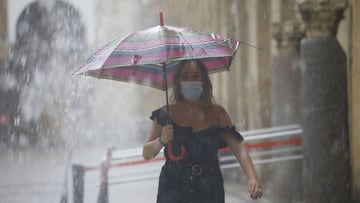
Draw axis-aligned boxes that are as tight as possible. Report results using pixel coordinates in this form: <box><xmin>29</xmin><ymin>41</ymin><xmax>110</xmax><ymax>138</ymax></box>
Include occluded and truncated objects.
<box><xmin>159</xmin><ymin>12</ymin><xmax>164</xmax><ymax>26</ymax></box>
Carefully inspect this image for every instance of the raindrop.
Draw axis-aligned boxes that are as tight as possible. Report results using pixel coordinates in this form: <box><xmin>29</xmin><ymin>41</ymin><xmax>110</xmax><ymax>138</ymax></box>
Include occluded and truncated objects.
<box><xmin>20</xmin><ymin>56</ymin><xmax>27</xmax><ymax>66</ymax></box>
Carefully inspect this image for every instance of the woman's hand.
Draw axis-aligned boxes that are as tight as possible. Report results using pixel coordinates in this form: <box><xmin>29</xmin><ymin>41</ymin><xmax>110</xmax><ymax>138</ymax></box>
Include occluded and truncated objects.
<box><xmin>248</xmin><ymin>177</ymin><xmax>262</xmax><ymax>199</ymax></box>
<box><xmin>160</xmin><ymin>124</ymin><xmax>174</xmax><ymax>144</ymax></box>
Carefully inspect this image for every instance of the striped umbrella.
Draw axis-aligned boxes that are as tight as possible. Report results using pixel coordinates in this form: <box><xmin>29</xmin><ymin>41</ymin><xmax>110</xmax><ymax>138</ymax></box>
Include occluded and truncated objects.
<box><xmin>74</xmin><ymin>13</ymin><xmax>239</xmax><ymax>95</ymax></box>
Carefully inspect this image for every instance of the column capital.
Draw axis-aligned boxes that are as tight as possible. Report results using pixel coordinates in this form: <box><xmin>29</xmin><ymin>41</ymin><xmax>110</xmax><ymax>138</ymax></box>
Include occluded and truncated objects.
<box><xmin>272</xmin><ymin>20</ymin><xmax>305</xmax><ymax>50</ymax></box>
<box><xmin>296</xmin><ymin>0</ymin><xmax>348</xmax><ymax>37</ymax></box>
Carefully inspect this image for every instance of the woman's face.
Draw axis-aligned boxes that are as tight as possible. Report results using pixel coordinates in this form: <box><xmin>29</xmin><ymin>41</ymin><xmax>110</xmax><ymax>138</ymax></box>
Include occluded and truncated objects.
<box><xmin>179</xmin><ymin>61</ymin><xmax>202</xmax><ymax>82</ymax></box>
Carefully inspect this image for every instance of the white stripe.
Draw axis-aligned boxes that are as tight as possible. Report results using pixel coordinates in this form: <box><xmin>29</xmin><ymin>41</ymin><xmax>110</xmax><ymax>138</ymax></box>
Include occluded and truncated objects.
<box><xmin>221</xmin><ymin>155</ymin><xmax>304</xmax><ymax>169</ymax></box>
<box><xmin>243</xmin><ymin>129</ymin><xmax>302</xmax><ymax>141</ymax></box>
<box><xmin>106</xmin><ymin>155</ymin><xmax>304</xmax><ymax>185</ymax></box>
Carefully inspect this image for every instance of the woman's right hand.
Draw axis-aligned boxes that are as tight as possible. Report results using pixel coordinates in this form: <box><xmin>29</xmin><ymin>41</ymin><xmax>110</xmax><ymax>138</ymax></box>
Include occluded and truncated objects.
<box><xmin>160</xmin><ymin>124</ymin><xmax>174</xmax><ymax>144</ymax></box>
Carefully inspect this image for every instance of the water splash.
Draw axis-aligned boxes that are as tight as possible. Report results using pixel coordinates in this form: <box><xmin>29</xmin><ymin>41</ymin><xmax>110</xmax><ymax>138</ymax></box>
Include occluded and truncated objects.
<box><xmin>4</xmin><ymin>0</ymin><xmax>90</xmax><ymax>148</ymax></box>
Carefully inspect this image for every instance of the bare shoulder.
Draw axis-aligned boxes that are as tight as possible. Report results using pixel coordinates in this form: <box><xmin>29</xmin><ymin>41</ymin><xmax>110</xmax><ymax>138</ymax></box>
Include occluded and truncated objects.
<box><xmin>211</xmin><ymin>104</ymin><xmax>232</xmax><ymax>126</ymax></box>
<box><xmin>212</xmin><ymin>104</ymin><xmax>228</xmax><ymax>115</ymax></box>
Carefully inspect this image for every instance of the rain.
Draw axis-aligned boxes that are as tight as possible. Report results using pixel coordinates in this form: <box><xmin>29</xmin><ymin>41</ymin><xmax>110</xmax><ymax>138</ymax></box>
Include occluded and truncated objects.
<box><xmin>0</xmin><ymin>0</ymin><xmax>358</xmax><ymax>203</ymax></box>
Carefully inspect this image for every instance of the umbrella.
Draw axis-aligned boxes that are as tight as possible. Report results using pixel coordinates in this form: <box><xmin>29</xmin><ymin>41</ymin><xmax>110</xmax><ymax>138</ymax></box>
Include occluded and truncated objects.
<box><xmin>74</xmin><ymin>13</ymin><xmax>239</xmax><ymax>160</ymax></box>
<box><xmin>74</xmin><ymin>13</ymin><xmax>239</xmax><ymax>107</ymax></box>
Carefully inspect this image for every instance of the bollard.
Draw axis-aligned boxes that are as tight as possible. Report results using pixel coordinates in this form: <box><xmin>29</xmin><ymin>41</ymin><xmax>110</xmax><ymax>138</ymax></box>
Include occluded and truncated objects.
<box><xmin>97</xmin><ymin>148</ymin><xmax>112</xmax><ymax>203</ymax></box>
<box><xmin>72</xmin><ymin>164</ymin><xmax>85</xmax><ymax>203</ymax></box>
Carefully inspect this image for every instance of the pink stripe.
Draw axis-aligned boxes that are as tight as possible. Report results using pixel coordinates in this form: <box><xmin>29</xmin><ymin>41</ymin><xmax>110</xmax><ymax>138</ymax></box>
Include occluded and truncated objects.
<box><xmin>117</xmin><ymin>26</ymin><xmax>234</xmax><ymax>50</ymax></box>
<box><xmin>118</xmin><ymin>36</ymin><xmax>234</xmax><ymax>50</ymax></box>
<box><xmin>88</xmin><ymin>67</ymin><xmax>175</xmax><ymax>87</ymax></box>
<box><xmin>78</xmin><ymin>54</ymin><xmax>232</xmax><ymax>77</ymax></box>
<box><xmin>115</xmin><ymin>43</ymin><xmax>234</xmax><ymax>55</ymax></box>
<box><xmin>103</xmin><ymin>48</ymin><xmax>233</xmax><ymax>66</ymax></box>
<box><xmin>119</xmin><ymin>36</ymin><xmax>232</xmax><ymax>50</ymax></box>
<box><xmin>204</xmin><ymin>59</ymin><xmax>231</xmax><ymax>72</ymax></box>
<box><xmin>88</xmin><ymin>58</ymin><xmax>230</xmax><ymax>80</ymax></box>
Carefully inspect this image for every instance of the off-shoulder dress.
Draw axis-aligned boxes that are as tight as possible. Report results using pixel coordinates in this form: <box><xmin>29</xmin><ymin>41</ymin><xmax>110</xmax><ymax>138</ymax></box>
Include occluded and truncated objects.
<box><xmin>150</xmin><ymin>108</ymin><xmax>244</xmax><ymax>203</ymax></box>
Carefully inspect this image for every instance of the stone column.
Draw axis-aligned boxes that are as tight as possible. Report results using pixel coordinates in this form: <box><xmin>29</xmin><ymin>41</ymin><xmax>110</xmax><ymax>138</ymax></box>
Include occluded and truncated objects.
<box><xmin>296</xmin><ymin>0</ymin><xmax>351</xmax><ymax>202</ymax></box>
<box><xmin>270</xmin><ymin>20</ymin><xmax>304</xmax><ymax>203</ymax></box>
<box><xmin>0</xmin><ymin>0</ymin><xmax>8</xmax><ymax>64</ymax></box>
<box><xmin>351</xmin><ymin>0</ymin><xmax>360</xmax><ymax>201</ymax></box>
<box><xmin>0</xmin><ymin>0</ymin><xmax>9</xmax><ymax>145</ymax></box>
<box><xmin>271</xmin><ymin>20</ymin><xmax>304</xmax><ymax>126</ymax></box>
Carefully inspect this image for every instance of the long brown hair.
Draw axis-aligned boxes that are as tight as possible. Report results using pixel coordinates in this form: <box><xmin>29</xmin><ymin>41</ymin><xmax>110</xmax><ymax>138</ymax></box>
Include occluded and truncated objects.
<box><xmin>172</xmin><ymin>59</ymin><xmax>216</xmax><ymax>110</ymax></box>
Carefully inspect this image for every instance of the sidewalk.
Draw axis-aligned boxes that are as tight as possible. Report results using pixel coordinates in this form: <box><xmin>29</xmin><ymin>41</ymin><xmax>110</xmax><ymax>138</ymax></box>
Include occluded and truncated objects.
<box><xmin>0</xmin><ymin>146</ymin><xmax>107</xmax><ymax>203</ymax></box>
<box><xmin>0</xmin><ymin>146</ymin><xmax>272</xmax><ymax>203</ymax></box>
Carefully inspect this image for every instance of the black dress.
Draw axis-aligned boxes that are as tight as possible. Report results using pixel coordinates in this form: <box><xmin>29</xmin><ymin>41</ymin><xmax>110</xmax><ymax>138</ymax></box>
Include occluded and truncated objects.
<box><xmin>150</xmin><ymin>108</ymin><xmax>244</xmax><ymax>203</ymax></box>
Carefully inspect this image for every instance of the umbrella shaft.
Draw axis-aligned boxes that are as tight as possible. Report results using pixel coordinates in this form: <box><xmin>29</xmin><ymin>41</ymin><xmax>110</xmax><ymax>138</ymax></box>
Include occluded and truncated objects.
<box><xmin>163</xmin><ymin>65</ymin><xmax>170</xmax><ymax>123</ymax></box>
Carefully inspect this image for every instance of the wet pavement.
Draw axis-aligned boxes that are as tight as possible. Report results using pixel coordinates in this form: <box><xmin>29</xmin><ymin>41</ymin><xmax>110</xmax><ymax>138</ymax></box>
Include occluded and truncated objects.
<box><xmin>0</xmin><ymin>147</ymin><xmax>68</xmax><ymax>203</ymax></box>
<box><xmin>0</xmin><ymin>145</ymin><xmax>271</xmax><ymax>203</ymax></box>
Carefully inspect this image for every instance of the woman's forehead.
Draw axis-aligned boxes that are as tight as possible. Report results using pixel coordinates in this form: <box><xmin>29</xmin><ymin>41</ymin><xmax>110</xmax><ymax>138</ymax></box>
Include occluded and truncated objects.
<box><xmin>181</xmin><ymin>61</ymin><xmax>200</xmax><ymax>73</ymax></box>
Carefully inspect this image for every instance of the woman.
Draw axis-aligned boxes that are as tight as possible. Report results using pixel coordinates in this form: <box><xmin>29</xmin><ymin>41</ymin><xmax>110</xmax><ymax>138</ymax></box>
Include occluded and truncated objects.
<box><xmin>143</xmin><ymin>60</ymin><xmax>262</xmax><ymax>202</ymax></box>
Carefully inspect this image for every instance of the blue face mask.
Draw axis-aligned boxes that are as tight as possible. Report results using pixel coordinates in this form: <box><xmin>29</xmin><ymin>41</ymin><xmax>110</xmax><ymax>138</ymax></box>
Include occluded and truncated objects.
<box><xmin>180</xmin><ymin>81</ymin><xmax>203</xmax><ymax>102</ymax></box>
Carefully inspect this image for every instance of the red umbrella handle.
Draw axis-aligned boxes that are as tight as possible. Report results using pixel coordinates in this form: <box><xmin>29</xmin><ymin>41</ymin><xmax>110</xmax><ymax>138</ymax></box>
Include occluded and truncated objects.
<box><xmin>159</xmin><ymin>12</ymin><xmax>164</xmax><ymax>26</ymax></box>
<box><xmin>167</xmin><ymin>142</ymin><xmax>186</xmax><ymax>161</ymax></box>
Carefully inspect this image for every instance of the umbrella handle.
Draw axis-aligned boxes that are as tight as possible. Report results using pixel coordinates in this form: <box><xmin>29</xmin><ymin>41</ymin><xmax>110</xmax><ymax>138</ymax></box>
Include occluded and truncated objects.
<box><xmin>167</xmin><ymin>142</ymin><xmax>186</xmax><ymax>161</ymax></box>
<box><xmin>159</xmin><ymin>12</ymin><xmax>164</xmax><ymax>26</ymax></box>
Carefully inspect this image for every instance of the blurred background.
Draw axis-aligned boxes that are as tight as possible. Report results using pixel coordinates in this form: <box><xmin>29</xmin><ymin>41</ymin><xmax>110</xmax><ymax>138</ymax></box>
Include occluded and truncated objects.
<box><xmin>0</xmin><ymin>0</ymin><xmax>359</xmax><ymax>202</ymax></box>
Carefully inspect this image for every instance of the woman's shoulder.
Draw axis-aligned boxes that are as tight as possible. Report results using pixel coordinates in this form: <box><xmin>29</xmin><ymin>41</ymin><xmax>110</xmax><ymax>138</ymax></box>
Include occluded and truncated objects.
<box><xmin>210</xmin><ymin>104</ymin><xmax>232</xmax><ymax>127</ymax></box>
<box><xmin>211</xmin><ymin>104</ymin><xmax>227</xmax><ymax>115</ymax></box>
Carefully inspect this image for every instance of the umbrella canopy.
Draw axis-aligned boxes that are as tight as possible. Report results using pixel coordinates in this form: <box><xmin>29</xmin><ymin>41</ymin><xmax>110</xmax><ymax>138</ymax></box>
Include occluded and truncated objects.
<box><xmin>73</xmin><ymin>19</ymin><xmax>239</xmax><ymax>90</ymax></box>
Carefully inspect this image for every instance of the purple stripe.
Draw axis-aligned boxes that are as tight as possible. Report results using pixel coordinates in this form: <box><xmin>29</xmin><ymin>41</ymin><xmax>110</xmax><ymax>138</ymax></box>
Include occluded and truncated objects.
<box><xmin>79</xmin><ymin>56</ymin><xmax>234</xmax><ymax>90</ymax></box>
<box><xmin>118</xmin><ymin>26</ymin><xmax>236</xmax><ymax>50</ymax></box>
<box><xmin>87</xmin><ymin>67</ymin><xmax>175</xmax><ymax>87</ymax></box>
<box><xmin>88</xmin><ymin>57</ymin><xmax>231</xmax><ymax>80</ymax></box>
<box><xmin>91</xmin><ymin>69</ymin><xmax>163</xmax><ymax>84</ymax></box>
<box><xmin>203</xmin><ymin>58</ymin><xmax>231</xmax><ymax>71</ymax></box>
<box><xmin>119</xmin><ymin>36</ymin><xmax>233</xmax><ymax>50</ymax></box>
<box><xmin>113</xmin><ymin>41</ymin><xmax>234</xmax><ymax>56</ymax></box>
<box><xmin>103</xmin><ymin>48</ymin><xmax>233</xmax><ymax>66</ymax></box>
<box><xmin>77</xmin><ymin>56</ymin><xmax>232</xmax><ymax>73</ymax></box>
<box><xmin>119</xmin><ymin>35</ymin><xmax>234</xmax><ymax>50</ymax></box>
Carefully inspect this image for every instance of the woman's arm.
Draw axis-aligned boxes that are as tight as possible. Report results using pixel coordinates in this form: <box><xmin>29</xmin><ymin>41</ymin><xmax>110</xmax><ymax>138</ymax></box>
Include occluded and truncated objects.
<box><xmin>143</xmin><ymin>120</ymin><xmax>164</xmax><ymax>160</ymax></box>
<box><xmin>217</xmin><ymin>105</ymin><xmax>262</xmax><ymax>199</ymax></box>
<box><xmin>224</xmin><ymin>135</ymin><xmax>262</xmax><ymax>199</ymax></box>
<box><xmin>142</xmin><ymin>120</ymin><xmax>173</xmax><ymax>160</ymax></box>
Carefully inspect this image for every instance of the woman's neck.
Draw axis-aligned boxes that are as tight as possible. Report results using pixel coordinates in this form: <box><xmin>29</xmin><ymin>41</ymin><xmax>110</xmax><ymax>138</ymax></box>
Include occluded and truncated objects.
<box><xmin>180</xmin><ymin>99</ymin><xmax>201</xmax><ymax>107</ymax></box>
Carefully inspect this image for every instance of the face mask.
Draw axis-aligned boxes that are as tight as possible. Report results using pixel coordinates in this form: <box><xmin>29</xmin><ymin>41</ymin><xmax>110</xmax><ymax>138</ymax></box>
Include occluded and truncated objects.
<box><xmin>180</xmin><ymin>81</ymin><xmax>203</xmax><ymax>102</ymax></box>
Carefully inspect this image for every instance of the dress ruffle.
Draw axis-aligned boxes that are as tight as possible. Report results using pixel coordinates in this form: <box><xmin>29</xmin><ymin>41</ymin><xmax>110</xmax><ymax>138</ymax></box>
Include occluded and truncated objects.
<box><xmin>150</xmin><ymin>108</ymin><xmax>244</xmax><ymax>148</ymax></box>
<box><xmin>150</xmin><ymin>108</ymin><xmax>169</xmax><ymax>126</ymax></box>
<box><xmin>218</xmin><ymin>125</ymin><xmax>244</xmax><ymax>141</ymax></box>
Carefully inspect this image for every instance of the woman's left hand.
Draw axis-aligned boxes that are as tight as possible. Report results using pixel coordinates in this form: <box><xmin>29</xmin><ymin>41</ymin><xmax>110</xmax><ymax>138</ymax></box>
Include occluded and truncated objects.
<box><xmin>248</xmin><ymin>177</ymin><xmax>262</xmax><ymax>199</ymax></box>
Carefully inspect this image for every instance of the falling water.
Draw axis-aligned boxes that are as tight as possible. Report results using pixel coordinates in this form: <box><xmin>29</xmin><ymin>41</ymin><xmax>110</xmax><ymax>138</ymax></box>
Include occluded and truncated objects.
<box><xmin>1</xmin><ymin>1</ymin><xmax>155</xmax><ymax>202</ymax></box>
<box><xmin>2</xmin><ymin>0</ymin><xmax>153</xmax><ymax>149</ymax></box>
<box><xmin>4</xmin><ymin>0</ymin><xmax>86</xmax><ymax>147</ymax></box>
